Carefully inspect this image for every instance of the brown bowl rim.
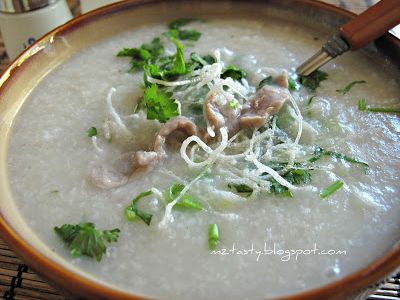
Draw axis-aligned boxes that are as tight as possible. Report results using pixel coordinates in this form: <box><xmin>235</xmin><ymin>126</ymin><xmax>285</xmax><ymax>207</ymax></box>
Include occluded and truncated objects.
<box><xmin>0</xmin><ymin>0</ymin><xmax>399</xmax><ymax>299</ymax></box>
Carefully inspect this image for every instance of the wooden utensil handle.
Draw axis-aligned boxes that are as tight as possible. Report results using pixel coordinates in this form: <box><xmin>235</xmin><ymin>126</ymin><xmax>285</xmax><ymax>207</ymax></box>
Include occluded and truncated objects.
<box><xmin>340</xmin><ymin>0</ymin><xmax>400</xmax><ymax>50</ymax></box>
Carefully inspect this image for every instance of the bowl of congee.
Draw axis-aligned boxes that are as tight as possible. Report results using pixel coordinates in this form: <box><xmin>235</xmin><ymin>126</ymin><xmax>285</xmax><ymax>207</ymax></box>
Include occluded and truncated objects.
<box><xmin>0</xmin><ymin>0</ymin><xmax>399</xmax><ymax>299</ymax></box>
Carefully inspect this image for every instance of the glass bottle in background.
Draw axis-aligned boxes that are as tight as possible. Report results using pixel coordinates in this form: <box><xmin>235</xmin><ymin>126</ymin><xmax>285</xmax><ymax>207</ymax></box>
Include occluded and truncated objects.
<box><xmin>0</xmin><ymin>0</ymin><xmax>72</xmax><ymax>60</ymax></box>
<box><xmin>80</xmin><ymin>0</ymin><xmax>121</xmax><ymax>14</ymax></box>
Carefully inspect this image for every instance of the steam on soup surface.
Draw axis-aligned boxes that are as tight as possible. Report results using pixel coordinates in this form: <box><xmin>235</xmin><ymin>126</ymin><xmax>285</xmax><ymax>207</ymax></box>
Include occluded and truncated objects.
<box><xmin>7</xmin><ymin>16</ymin><xmax>400</xmax><ymax>300</ymax></box>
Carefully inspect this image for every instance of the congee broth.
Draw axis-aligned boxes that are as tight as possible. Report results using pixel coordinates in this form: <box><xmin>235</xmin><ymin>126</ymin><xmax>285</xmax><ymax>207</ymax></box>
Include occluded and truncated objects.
<box><xmin>7</xmin><ymin>16</ymin><xmax>400</xmax><ymax>299</ymax></box>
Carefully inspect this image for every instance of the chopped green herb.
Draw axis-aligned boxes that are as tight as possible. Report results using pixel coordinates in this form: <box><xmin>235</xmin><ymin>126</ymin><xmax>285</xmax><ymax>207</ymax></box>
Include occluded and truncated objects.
<box><xmin>228</xmin><ymin>183</ymin><xmax>253</xmax><ymax>196</ymax></box>
<box><xmin>320</xmin><ymin>180</ymin><xmax>344</xmax><ymax>198</ymax></box>
<box><xmin>307</xmin><ymin>95</ymin><xmax>316</xmax><ymax>105</ymax></box>
<box><xmin>165</xmin><ymin>183</ymin><xmax>203</xmax><ymax>211</ymax></box>
<box><xmin>358</xmin><ymin>98</ymin><xmax>367</xmax><ymax>110</ymax></box>
<box><xmin>190</xmin><ymin>52</ymin><xmax>215</xmax><ymax>67</ymax></box>
<box><xmin>270</xmin><ymin>179</ymin><xmax>293</xmax><ymax>197</ymax></box>
<box><xmin>54</xmin><ymin>222</ymin><xmax>120</xmax><ymax>261</ymax></box>
<box><xmin>170</xmin><ymin>38</ymin><xmax>186</xmax><ymax>75</ymax></box>
<box><xmin>284</xmin><ymin>168</ymin><xmax>312</xmax><ymax>185</ymax></box>
<box><xmin>208</xmin><ymin>223</ymin><xmax>219</xmax><ymax>250</ymax></box>
<box><xmin>221</xmin><ymin>65</ymin><xmax>246</xmax><ymax>80</ymax></box>
<box><xmin>168</xmin><ymin>18</ymin><xmax>198</xmax><ymax>30</ymax></box>
<box><xmin>288</xmin><ymin>77</ymin><xmax>298</xmax><ymax>91</ymax></box>
<box><xmin>229</xmin><ymin>99</ymin><xmax>239</xmax><ymax>109</ymax></box>
<box><xmin>143</xmin><ymin>84</ymin><xmax>179</xmax><ymax>123</ymax></box>
<box><xmin>125</xmin><ymin>190</ymin><xmax>153</xmax><ymax>225</ymax></box>
<box><xmin>189</xmin><ymin>102</ymin><xmax>204</xmax><ymax>114</ymax></box>
<box><xmin>358</xmin><ymin>98</ymin><xmax>400</xmax><ymax>114</ymax></box>
<box><xmin>258</xmin><ymin>76</ymin><xmax>273</xmax><ymax>89</ymax></box>
<box><xmin>299</xmin><ymin>70</ymin><xmax>328</xmax><ymax>92</ymax></box>
<box><xmin>177</xmin><ymin>29</ymin><xmax>201</xmax><ymax>41</ymax></box>
<box><xmin>309</xmin><ymin>147</ymin><xmax>368</xmax><ymax>167</ymax></box>
<box><xmin>87</xmin><ymin>126</ymin><xmax>97</xmax><ymax>137</ymax></box>
<box><xmin>117</xmin><ymin>38</ymin><xmax>164</xmax><ymax>72</ymax></box>
<box><xmin>269</xmin><ymin>168</ymin><xmax>311</xmax><ymax>197</ymax></box>
<box><xmin>336</xmin><ymin>80</ymin><xmax>366</xmax><ymax>95</ymax></box>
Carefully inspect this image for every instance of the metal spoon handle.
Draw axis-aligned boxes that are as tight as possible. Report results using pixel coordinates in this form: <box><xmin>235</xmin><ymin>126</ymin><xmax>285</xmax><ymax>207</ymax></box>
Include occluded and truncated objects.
<box><xmin>297</xmin><ymin>0</ymin><xmax>400</xmax><ymax>76</ymax></box>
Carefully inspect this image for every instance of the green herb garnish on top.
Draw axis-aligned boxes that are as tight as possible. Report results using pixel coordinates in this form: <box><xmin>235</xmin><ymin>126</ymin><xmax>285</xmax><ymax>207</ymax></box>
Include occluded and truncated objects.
<box><xmin>87</xmin><ymin>126</ymin><xmax>97</xmax><ymax>137</ymax></box>
<box><xmin>143</xmin><ymin>84</ymin><xmax>179</xmax><ymax>123</ymax></box>
<box><xmin>336</xmin><ymin>80</ymin><xmax>366</xmax><ymax>95</ymax></box>
<box><xmin>221</xmin><ymin>65</ymin><xmax>246</xmax><ymax>80</ymax></box>
<box><xmin>54</xmin><ymin>222</ymin><xmax>120</xmax><ymax>262</ymax></box>
<box><xmin>309</xmin><ymin>147</ymin><xmax>369</xmax><ymax>168</ymax></box>
<box><xmin>125</xmin><ymin>190</ymin><xmax>154</xmax><ymax>225</ymax></box>
<box><xmin>164</xmin><ymin>183</ymin><xmax>203</xmax><ymax>211</ymax></box>
<box><xmin>299</xmin><ymin>70</ymin><xmax>328</xmax><ymax>92</ymax></box>
<box><xmin>320</xmin><ymin>180</ymin><xmax>344</xmax><ymax>198</ymax></box>
<box><xmin>358</xmin><ymin>98</ymin><xmax>400</xmax><ymax>114</ymax></box>
<box><xmin>165</xmin><ymin>18</ymin><xmax>202</xmax><ymax>41</ymax></box>
<box><xmin>208</xmin><ymin>223</ymin><xmax>220</xmax><ymax>250</ymax></box>
<box><xmin>117</xmin><ymin>37</ymin><xmax>164</xmax><ymax>72</ymax></box>
<box><xmin>227</xmin><ymin>183</ymin><xmax>253</xmax><ymax>197</ymax></box>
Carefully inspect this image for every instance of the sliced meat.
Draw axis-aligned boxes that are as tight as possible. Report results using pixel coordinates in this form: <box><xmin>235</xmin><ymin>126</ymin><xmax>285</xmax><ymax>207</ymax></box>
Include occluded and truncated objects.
<box><xmin>90</xmin><ymin>117</ymin><xmax>204</xmax><ymax>189</ymax></box>
<box><xmin>89</xmin><ymin>150</ymin><xmax>160</xmax><ymax>189</ymax></box>
<box><xmin>154</xmin><ymin>116</ymin><xmax>201</xmax><ymax>154</ymax></box>
<box><xmin>275</xmin><ymin>71</ymin><xmax>289</xmax><ymax>88</ymax></box>
<box><xmin>204</xmin><ymin>92</ymin><xmax>241</xmax><ymax>136</ymax></box>
<box><xmin>240</xmin><ymin>85</ymin><xmax>291</xmax><ymax>129</ymax></box>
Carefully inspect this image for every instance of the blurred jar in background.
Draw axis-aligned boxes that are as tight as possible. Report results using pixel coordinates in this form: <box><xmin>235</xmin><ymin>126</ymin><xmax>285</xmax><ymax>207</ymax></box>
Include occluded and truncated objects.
<box><xmin>80</xmin><ymin>0</ymin><xmax>121</xmax><ymax>14</ymax></box>
<box><xmin>0</xmin><ymin>0</ymin><xmax>72</xmax><ymax>60</ymax></box>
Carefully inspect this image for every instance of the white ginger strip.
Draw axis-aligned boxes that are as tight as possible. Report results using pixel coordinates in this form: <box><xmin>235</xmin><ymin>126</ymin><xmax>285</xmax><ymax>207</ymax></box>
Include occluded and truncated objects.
<box><xmin>106</xmin><ymin>87</ymin><xmax>130</xmax><ymax>135</ymax></box>
<box><xmin>91</xmin><ymin>136</ymin><xmax>103</xmax><ymax>153</ymax></box>
<box><xmin>247</xmin><ymin>154</ymin><xmax>299</xmax><ymax>190</ymax></box>
<box><xmin>180</xmin><ymin>127</ymin><xmax>229</xmax><ymax>168</ymax></box>
<box><xmin>147</xmin><ymin>76</ymin><xmax>199</xmax><ymax>87</ymax></box>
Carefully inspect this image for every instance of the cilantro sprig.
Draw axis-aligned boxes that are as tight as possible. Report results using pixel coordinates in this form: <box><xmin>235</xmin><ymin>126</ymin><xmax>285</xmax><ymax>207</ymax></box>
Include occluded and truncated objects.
<box><xmin>165</xmin><ymin>183</ymin><xmax>203</xmax><ymax>211</ymax></box>
<box><xmin>221</xmin><ymin>65</ymin><xmax>247</xmax><ymax>80</ymax></box>
<box><xmin>117</xmin><ymin>37</ymin><xmax>164</xmax><ymax>72</ymax></box>
<box><xmin>125</xmin><ymin>190</ymin><xmax>154</xmax><ymax>225</ymax></box>
<box><xmin>143</xmin><ymin>84</ymin><xmax>179</xmax><ymax>123</ymax></box>
<box><xmin>54</xmin><ymin>222</ymin><xmax>120</xmax><ymax>261</ymax></box>
<box><xmin>336</xmin><ymin>80</ymin><xmax>366</xmax><ymax>95</ymax></box>
<box><xmin>299</xmin><ymin>70</ymin><xmax>328</xmax><ymax>92</ymax></box>
<box><xmin>358</xmin><ymin>98</ymin><xmax>400</xmax><ymax>114</ymax></box>
<box><xmin>227</xmin><ymin>183</ymin><xmax>253</xmax><ymax>197</ymax></box>
<box><xmin>309</xmin><ymin>147</ymin><xmax>368</xmax><ymax>168</ymax></box>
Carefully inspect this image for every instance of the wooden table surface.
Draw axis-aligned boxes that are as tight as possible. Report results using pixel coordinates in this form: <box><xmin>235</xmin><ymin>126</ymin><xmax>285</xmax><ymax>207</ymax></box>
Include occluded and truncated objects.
<box><xmin>0</xmin><ymin>1</ymin><xmax>399</xmax><ymax>300</ymax></box>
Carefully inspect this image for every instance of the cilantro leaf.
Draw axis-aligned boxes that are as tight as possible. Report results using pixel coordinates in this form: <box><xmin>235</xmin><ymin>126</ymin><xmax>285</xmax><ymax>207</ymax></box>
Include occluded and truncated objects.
<box><xmin>358</xmin><ymin>98</ymin><xmax>400</xmax><ymax>114</ymax></box>
<box><xmin>141</xmin><ymin>37</ymin><xmax>164</xmax><ymax>58</ymax></box>
<box><xmin>117</xmin><ymin>38</ymin><xmax>164</xmax><ymax>72</ymax></box>
<box><xmin>309</xmin><ymin>147</ymin><xmax>369</xmax><ymax>167</ymax></box>
<box><xmin>288</xmin><ymin>77</ymin><xmax>298</xmax><ymax>91</ymax></box>
<box><xmin>227</xmin><ymin>183</ymin><xmax>253</xmax><ymax>197</ymax></box>
<box><xmin>164</xmin><ymin>29</ymin><xmax>201</xmax><ymax>41</ymax></box>
<box><xmin>258</xmin><ymin>76</ymin><xmax>273</xmax><ymax>89</ymax></box>
<box><xmin>168</xmin><ymin>18</ymin><xmax>198</xmax><ymax>29</ymax></box>
<box><xmin>165</xmin><ymin>183</ymin><xmax>203</xmax><ymax>211</ymax></box>
<box><xmin>87</xmin><ymin>126</ymin><xmax>97</xmax><ymax>137</ymax></box>
<box><xmin>269</xmin><ymin>168</ymin><xmax>311</xmax><ymax>197</ymax></box>
<box><xmin>170</xmin><ymin>38</ymin><xmax>186</xmax><ymax>75</ymax></box>
<box><xmin>336</xmin><ymin>80</ymin><xmax>366</xmax><ymax>95</ymax></box>
<box><xmin>299</xmin><ymin>70</ymin><xmax>328</xmax><ymax>92</ymax></box>
<box><xmin>177</xmin><ymin>29</ymin><xmax>201</xmax><ymax>41</ymax></box>
<box><xmin>54</xmin><ymin>222</ymin><xmax>120</xmax><ymax>261</ymax></box>
<box><xmin>221</xmin><ymin>65</ymin><xmax>247</xmax><ymax>80</ymax></box>
<box><xmin>125</xmin><ymin>190</ymin><xmax>153</xmax><ymax>225</ymax></box>
<box><xmin>143</xmin><ymin>84</ymin><xmax>179</xmax><ymax>123</ymax></box>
